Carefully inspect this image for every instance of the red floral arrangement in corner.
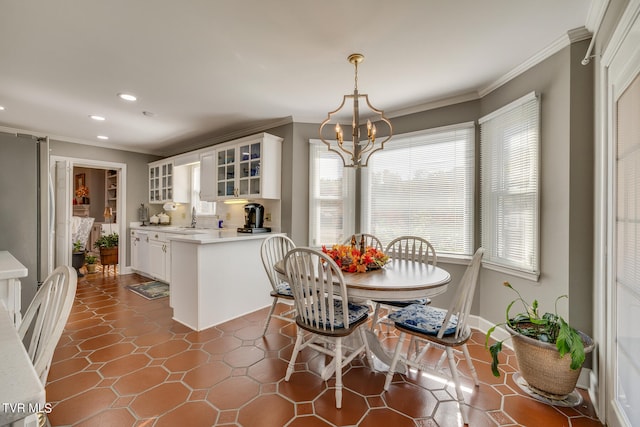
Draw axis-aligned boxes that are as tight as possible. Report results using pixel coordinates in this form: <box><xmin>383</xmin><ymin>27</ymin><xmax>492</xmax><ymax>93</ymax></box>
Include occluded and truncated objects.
<box><xmin>321</xmin><ymin>244</ymin><xmax>389</xmax><ymax>273</ymax></box>
<box><xmin>75</xmin><ymin>185</ymin><xmax>89</xmax><ymax>198</ymax></box>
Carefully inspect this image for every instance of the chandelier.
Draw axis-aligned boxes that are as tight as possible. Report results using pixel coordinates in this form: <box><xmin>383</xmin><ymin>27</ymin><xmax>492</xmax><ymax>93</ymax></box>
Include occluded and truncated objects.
<box><xmin>319</xmin><ymin>53</ymin><xmax>393</xmax><ymax>168</ymax></box>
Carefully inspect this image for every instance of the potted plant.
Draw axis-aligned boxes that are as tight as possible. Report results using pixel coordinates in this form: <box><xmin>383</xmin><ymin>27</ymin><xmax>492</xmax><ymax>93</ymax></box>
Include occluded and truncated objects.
<box><xmin>85</xmin><ymin>253</ymin><xmax>98</xmax><ymax>274</ymax></box>
<box><xmin>71</xmin><ymin>240</ymin><xmax>85</xmax><ymax>277</ymax></box>
<box><xmin>485</xmin><ymin>281</ymin><xmax>594</xmax><ymax>400</ymax></box>
<box><xmin>94</xmin><ymin>232</ymin><xmax>119</xmax><ymax>266</ymax></box>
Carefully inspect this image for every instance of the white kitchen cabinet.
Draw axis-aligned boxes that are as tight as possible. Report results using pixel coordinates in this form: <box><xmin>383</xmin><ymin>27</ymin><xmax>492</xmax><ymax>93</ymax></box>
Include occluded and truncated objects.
<box><xmin>148</xmin><ymin>160</ymin><xmax>190</xmax><ymax>204</ymax></box>
<box><xmin>199</xmin><ymin>151</ymin><xmax>216</xmax><ymax>201</ymax></box>
<box><xmin>147</xmin><ymin>231</ymin><xmax>180</xmax><ymax>284</ymax></box>
<box><xmin>130</xmin><ymin>230</ymin><xmax>149</xmax><ymax>274</ymax></box>
<box><xmin>200</xmin><ymin>133</ymin><xmax>282</xmax><ymax>201</ymax></box>
<box><xmin>148</xmin><ymin>234</ymin><xmax>165</xmax><ymax>280</ymax></box>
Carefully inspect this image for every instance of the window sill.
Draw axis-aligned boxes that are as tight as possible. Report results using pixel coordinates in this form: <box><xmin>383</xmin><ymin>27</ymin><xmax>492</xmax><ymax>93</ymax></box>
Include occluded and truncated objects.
<box><xmin>482</xmin><ymin>260</ymin><xmax>540</xmax><ymax>282</ymax></box>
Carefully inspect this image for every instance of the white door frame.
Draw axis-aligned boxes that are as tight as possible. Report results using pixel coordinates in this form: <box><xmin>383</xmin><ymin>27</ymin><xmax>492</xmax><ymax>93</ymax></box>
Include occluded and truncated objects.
<box><xmin>50</xmin><ymin>155</ymin><xmax>127</xmax><ymax>272</ymax></box>
<box><xmin>597</xmin><ymin>1</ymin><xmax>640</xmax><ymax>426</ymax></box>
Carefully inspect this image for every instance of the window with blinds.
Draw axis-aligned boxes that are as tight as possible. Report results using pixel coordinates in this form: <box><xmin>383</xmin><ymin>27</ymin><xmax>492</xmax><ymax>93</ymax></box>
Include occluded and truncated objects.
<box><xmin>479</xmin><ymin>92</ymin><xmax>540</xmax><ymax>278</ymax></box>
<box><xmin>614</xmin><ymin>72</ymin><xmax>640</xmax><ymax>426</ymax></box>
<box><xmin>361</xmin><ymin>123</ymin><xmax>475</xmax><ymax>255</ymax></box>
<box><xmin>308</xmin><ymin>142</ymin><xmax>355</xmax><ymax>247</ymax></box>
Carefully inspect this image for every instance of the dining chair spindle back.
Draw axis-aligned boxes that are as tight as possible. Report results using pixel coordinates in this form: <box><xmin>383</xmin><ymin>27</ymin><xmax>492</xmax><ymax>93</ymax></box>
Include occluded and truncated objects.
<box><xmin>18</xmin><ymin>265</ymin><xmax>77</xmax><ymax>385</ymax></box>
<box><xmin>341</xmin><ymin>233</ymin><xmax>384</xmax><ymax>251</ymax></box>
<box><xmin>260</xmin><ymin>235</ymin><xmax>297</xmax><ymax>336</ymax></box>
<box><xmin>370</xmin><ymin>235</ymin><xmax>437</xmax><ymax>331</ymax></box>
<box><xmin>283</xmin><ymin>247</ymin><xmax>372</xmax><ymax>408</ymax></box>
<box><xmin>383</xmin><ymin>247</ymin><xmax>485</xmax><ymax>424</ymax></box>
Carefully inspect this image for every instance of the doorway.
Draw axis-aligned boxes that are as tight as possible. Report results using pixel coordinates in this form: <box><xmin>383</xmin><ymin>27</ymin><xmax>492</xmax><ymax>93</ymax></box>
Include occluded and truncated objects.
<box><xmin>51</xmin><ymin>156</ymin><xmax>127</xmax><ymax>272</ymax></box>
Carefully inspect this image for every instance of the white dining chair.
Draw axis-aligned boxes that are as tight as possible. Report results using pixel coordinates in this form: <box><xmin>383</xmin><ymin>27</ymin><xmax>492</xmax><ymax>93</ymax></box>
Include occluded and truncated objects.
<box><xmin>18</xmin><ymin>265</ymin><xmax>78</xmax><ymax>385</ymax></box>
<box><xmin>383</xmin><ymin>247</ymin><xmax>484</xmax><ymax>425</ymax></box>
<box><xmin>283</xmin><ymin>247</ymin><xmax>372</xmax><ymax>409</ymax></box>
<box><xmin>341</xmin><ymin>233</ymin><xmax>384</xmax><ymax>251</ymax></box>
<box><xmin>370</xmin><ymin>236</ymin><xmax>437</xmax><ymax>332</ymax></box>
<box><xmin>260</xmin><ymin>235</ymin><xmax>297</xmax><ymax>336</ymax></box>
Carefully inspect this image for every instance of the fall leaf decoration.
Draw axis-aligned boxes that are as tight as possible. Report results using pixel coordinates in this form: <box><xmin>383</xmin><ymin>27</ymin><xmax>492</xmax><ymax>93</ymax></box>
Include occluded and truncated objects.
<box><xmin>321</xmin><ymin>244</ymin><xmax>389</xmax><ymax>273</ymax></box>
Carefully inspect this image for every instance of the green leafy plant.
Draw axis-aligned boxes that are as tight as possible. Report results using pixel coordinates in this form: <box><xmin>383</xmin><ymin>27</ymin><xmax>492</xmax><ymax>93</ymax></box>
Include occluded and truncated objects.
<box><xmin>485</xmin><ymin>281</ymin><xmax>586</xmax><ymax>377</ymax></box>
<box><xmin>94</xmin><ymin>232</ymin><xmax>119</xmax><ymax>249</ymax></box>
<box><xmin>85</xmin><ymin>254</ymin><xmax>98</xmax><ymax>264</ymax></box>
<box><xmin>72</xmin><ymin>240</ymin><xmax>84</xmax><ymax>253</ymax></box>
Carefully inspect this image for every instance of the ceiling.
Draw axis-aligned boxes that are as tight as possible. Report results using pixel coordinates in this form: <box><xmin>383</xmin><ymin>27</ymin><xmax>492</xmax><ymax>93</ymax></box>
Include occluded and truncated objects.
<box><xmin>0</xmin><ymin>1</ymin><xmax>597</xmax><ymax>156</ymax></box>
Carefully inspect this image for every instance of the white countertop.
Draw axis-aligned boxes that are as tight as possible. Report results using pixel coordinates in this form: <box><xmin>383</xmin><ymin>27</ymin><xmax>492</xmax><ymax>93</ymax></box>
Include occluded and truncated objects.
<box><xmin>0</xmin><ymin>251</ymin><xmax>28</xmax><ymax>280</ymax></box>
<box><xmin>130</xmin><ymin>225</ymin><xmax>284</xmax><ymax>244</ymax></box>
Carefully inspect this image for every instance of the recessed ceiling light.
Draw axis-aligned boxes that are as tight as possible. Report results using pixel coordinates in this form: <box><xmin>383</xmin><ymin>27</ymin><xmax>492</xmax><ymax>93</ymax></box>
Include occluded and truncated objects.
<box><xmin>97</xmin><ymin>135</ymin><xmax>109</xmax><ymax>140</ymax></box>
<box><xmin>117</xmin><ymin>93</ymin><xmax>137</xmax><ymax>102</ymax></box>
<box><xmin>0</xmin><ymin>106</ymin><xmax>5</xmax><ymax>111</ymax></box>
<box><xmin>89</xmin><ymin>115</ymin><xmax>106</xmax><ymax>121</ymax></box>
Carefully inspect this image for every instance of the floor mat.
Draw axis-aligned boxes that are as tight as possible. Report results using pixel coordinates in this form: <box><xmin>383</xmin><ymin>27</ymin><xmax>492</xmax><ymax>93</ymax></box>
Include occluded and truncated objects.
<box><xmin>126</xmin><ymin>281</ymin><xmax>169</xmax><ymax>300</ymax></box>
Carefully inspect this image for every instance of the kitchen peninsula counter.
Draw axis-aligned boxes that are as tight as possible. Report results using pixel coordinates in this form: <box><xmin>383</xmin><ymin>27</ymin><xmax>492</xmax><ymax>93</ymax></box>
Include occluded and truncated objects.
<box><xmin>130</xmin><ymin>225</ymin><xmax>277</xmax><ymax>243</ymax></box>
<box><xmin>159</xmin><ymin>228</ymin><xmax>285</xmax><ymax>331</ymax></box>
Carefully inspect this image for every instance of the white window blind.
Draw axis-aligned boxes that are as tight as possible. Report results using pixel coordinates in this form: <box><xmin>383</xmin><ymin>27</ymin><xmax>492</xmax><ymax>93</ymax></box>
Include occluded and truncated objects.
<box><xmin>308</xmin><ymin>141</ymin><xmax>355</xmax><ymax>247</ymax></box>
<box><xmin>614</xmin><ymin>72</ymin><xmax>640</xmax><ymax>426</ymax></box>
<box><xmin>362</xmin><ymin>123</ymin><xmax>475</xmax><ymax>255</ymax></box>
<box><xmin>480</xmin><ymin>92</ymin><xmax>539</xmax><ymax>278</ymax></box>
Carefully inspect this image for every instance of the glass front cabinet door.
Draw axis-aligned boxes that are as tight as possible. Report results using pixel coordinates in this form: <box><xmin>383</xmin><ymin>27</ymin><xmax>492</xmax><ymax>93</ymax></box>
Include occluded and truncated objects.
<box><xmin>148</xmin><ymin>160</ymin><xmax>189</xmax><ymax>204</ymax></box>
<box><xmin>210</xmin><ymin>133</ymin><xmax>282</xmax><ymax>201</ymax></box>
<box><xmin>149</xmin><ymin>165</ymin><xmax>161</xmax><ymax>202</ymax></box>
<box><xmin>237</xmin><ymin>142</ymin><xmax>261</xmax><ymax>197</ymax></box>
<box><xmin>216</xmin><ymin>147</ymin><xmax>236</xmax><ymax>198</ymax></box>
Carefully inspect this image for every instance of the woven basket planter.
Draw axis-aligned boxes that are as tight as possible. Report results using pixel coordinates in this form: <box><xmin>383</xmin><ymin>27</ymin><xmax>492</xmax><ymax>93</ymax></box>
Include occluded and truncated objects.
<box><xmin>100</xmin><ymin>247</ymin><xmax>118</xmax><ymax>266</ymax></box>
<box><xmin>507</xmin><ymin>324</ymin><xmax>594</xmax><ymax>400</ymax></box>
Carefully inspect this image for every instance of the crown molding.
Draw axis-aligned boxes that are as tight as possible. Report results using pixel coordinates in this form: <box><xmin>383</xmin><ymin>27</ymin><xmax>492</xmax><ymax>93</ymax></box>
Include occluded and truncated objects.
<box><xmin>387</xmin><ymin>91</ymin><xmax>481</xmax><ymax>118</ymax></box>
<box><xmin>585</xmin><ymin>0</ymin><xmax>610</xmax><ymax>32</ymax></box>
<box><xmin>0</xmin><ymin>125</ymin><xmax>159</xmax><ymax>155</ymax></box>
<box><xmin>386</xmin><ymin>26</ymin><xmax>593</xmax><ymax>115</ymax></box>
<box><xmin>479</xmin><ymin>26</ymin><xmax>592</xmax><ymax>98</ymax></box>
<box><xmin>162</xmin><ymin>116</ymin><xmax>293</xmax><ymax>157</ymax></box>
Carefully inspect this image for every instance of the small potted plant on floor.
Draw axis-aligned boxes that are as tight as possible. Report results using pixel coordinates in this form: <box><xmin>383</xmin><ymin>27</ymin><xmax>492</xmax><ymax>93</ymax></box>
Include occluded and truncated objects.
<box><xmin>85</xmin><ymin>253</ymin><xmax>98</xmax><ymax>274</ymax></box>
<box><xmin>485</xmin><ymin>281</ymin><xmax>594</xmax><ymax>401</ymax></box>
<box><xmin>94</xmin><ymin>232</ymin><xmax>119</xmax><ymax>267</ymax></box>
<box><xmin>72</xmin><ymin>240</ymin><xmax>85</xmax><ymax>277</ymax></box>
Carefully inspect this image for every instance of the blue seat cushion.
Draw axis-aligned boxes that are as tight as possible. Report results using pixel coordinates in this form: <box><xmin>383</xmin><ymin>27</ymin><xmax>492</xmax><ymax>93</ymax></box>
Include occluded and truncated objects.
<box><xmin>308</xmin><ymin>300</ymin><xmax>369</xmax><ymax>329</ymax></box>
<box><xmin>275</xmin><ymin>282</ymin><xmax>293</xmax><ymax>297</ymax></box>
<box><xmin>388</xmin><ymin>304</ymin><xmax>458</xmax><ymax>336</ymax></box>
<box><xmin>376</xmin><ymin>298</ymin><xmax>428</xmax><ymax>308</ymax></box>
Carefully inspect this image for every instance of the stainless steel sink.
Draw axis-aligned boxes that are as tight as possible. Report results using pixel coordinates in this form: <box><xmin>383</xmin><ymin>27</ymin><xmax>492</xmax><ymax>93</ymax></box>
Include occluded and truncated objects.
<box><xmin>172</xmin><ymin>229</ymin><xmax>208</xmax><ymax>235</ymax></box>
<box><xmin>159</xmin><ymin>226</ymin><xmax>209</xmax><ymax>235</ymax></box>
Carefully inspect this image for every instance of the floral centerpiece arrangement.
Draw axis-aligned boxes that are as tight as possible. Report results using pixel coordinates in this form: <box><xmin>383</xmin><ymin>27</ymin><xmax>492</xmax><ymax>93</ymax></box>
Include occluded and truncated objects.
<box><xmin>321</xmin><ymin>244</ymin><xmax>389</xmax><ymax>273</ymax></box>
<box><xmin>75</xmin><ymin>185</ymin><xmax>89</xmax><ymax>198</ymax></box>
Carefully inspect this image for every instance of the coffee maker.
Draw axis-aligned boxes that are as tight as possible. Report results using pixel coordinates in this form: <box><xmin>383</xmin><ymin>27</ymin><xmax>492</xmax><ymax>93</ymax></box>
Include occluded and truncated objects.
<box><xmin>237</xmin><ymin>203</ymin><xmax>271</xmax><ymax>233</ymax></box>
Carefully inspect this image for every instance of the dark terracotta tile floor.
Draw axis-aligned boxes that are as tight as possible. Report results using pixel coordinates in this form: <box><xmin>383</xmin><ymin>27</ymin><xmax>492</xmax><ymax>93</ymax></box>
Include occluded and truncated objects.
<box><xmin>44</xmin><ymin>271</ymin><xmax>605</xmax><ymax>426</ymax></box>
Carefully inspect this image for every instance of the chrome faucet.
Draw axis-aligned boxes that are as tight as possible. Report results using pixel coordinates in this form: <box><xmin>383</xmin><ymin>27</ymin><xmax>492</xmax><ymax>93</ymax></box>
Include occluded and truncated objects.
<box><xmin>191</xmin><ymin>206</ymin><xmax>197</xmax><ymax>228</ymax></box>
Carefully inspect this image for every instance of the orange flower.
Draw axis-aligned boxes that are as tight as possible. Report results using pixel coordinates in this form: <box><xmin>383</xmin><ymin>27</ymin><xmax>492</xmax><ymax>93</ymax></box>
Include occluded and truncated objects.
<box><xmin>321</xmin><ymin>244</ymin><xmax>389</xmax><ymax>273</ymax></box>
<box><xmin>75</xmin><ymin>185</ymin><xmax>89</xmax><ymax>198</ymax></box>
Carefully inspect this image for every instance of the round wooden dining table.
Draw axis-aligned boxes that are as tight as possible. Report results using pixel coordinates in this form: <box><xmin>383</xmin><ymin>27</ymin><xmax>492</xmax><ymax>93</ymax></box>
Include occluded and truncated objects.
<box><xmin>274</xmin><ymin>257</ymin><xmax>451</xmax><ymax>302</ymax></box>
